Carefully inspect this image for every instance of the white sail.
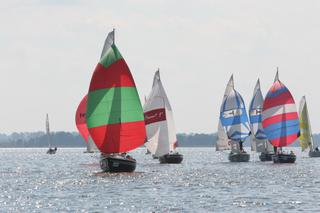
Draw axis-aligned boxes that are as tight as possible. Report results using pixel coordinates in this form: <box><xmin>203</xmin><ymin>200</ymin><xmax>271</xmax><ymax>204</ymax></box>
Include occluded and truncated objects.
<box><xmin>216</xmin><ymin>75</ymin><xmax>234</xmax><ymax>151</ymax></box>
<box><xmin>299</xmin><ymin>96</ymin><xmax>315</xmax><ymax>151</ymax></box>
<box><xmin>249</xmin><ymin>79</ymin><xmax>273</xmax><ymax>153</ymax></box>
<box><xmin>144</xmin><ymin>70</ymin><xmax>177</xmax><ymax>157</ymax></box>
<box><xmin>46</xmin><ymin>114</ymin><xmax>51</xmax><ymax>148</ymax></box>
<box><xmin>87</xmin><ymin>135</ymin><xmax>99</xmax><ymax>153</ymax></box>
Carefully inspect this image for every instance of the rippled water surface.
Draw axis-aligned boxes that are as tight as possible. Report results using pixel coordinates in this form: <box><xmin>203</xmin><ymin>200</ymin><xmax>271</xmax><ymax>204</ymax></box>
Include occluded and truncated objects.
<box><xmin>1</xmin><ymin>147</ymin><xmax>320</xmax><ymax>212</ymax></box>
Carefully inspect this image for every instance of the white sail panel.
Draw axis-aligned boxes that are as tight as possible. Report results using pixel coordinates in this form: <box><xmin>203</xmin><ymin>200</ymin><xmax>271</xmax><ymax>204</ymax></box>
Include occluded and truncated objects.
<box><xmin>87</xmin><ymin>135</ymin><xmax>99</xmax><ymax>153</ymax></box>
<box><xmin>144</xmin><ymin>70</ymin><xmax>177</xmax><ymax>157</ymax></box>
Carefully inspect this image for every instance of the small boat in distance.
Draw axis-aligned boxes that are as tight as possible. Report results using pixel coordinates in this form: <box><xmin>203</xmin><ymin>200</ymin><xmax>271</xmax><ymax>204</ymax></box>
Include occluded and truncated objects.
<box><xmin>75</xmin><ymin>95</ymin><xmax>99</xmax><ymax>153</ymax></box>
<box><xmin>216</xmin><ymin>75</ymin><xmax>233</xmax><ymax>151</ymax></box>
<box><xmin>262</xmin><ymin>70</ymin><xmax>300</xmax><ymax>163</ymax></box>
<box><xmin>220</xmin><ymin>75</ymin><xmax>251</xmax><ymax>162</ymax></box>
<box><xmin>144</xmin><ymin>70</ymin><xmax>183</xmax><ymax>164</ymax></box>
<box><xmin>249</xmin><ymin>79</ymin><xmax>274</xmax><ymax>161</ymax></box>
<box><xmin>86</xmin><ymin>29</ymin><xmax>146</xmax><ymax>172</ymax></box>
<box><xmin>299</xmin><ymin>96</ymin><xmax>320</xmax><ymax>157</ymax></box>
<box><xmin>46</xmin><ymin>114</ymin><xmax>57</xmax><ymax>154</ymax></box>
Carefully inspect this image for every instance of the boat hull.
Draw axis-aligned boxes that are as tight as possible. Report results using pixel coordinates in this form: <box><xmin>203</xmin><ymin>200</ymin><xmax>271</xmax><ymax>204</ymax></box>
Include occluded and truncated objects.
<box><xmin>228</xmin><ymin>152</ymin><xmax>250</xmax><ymax>162</ymax></box>
<box><xmin>272</xmin><ymin>153</ymin><xmax>296</xmax><ymax>163</ymax></box>
<box><xmin>309</xmin><ymin>150</ymin><xmax>320</xmax><ymax>157</ymax></box>
<box><xmin>47</xmin><ymin>148</ymin><xmax>57</xmax><ymax>154</ymax></box>
<box><xmin>259</xmin><ymin>152</ymin><xmax>274</xmax><ymax>161</ymax></box>
<box><xmin>100</xmin><ymin>156</ymin><xmax>136</xmax><ymax>173</ymax></box>
<box><xmin>152</xmin><ymin>154</ymin><xmax>159</xmax><ymax>159</ymax></box>
<box><xmin>159</xmin><ymin>153</ymin><xmax>183</xmax><ymax>164</ymax></box>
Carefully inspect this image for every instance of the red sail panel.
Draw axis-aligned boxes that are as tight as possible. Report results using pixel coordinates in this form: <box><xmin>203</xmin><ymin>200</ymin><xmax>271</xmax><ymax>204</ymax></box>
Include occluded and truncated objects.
<box><xmin>88</xmin><ymin>121</ymin><xmax>146</xmax><ymax>153</ymax></box>
<box><xmin>75</xmin><ymin>95</ymin><xmax>89</xmax><ymax>142</ymax></box>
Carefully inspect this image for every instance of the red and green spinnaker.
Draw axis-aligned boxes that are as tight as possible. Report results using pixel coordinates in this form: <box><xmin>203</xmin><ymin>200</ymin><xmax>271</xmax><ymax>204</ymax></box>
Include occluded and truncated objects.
<box><xmin>86</xmin><ymin>31</ymin><xmax>146</xmax><ymax>154</ymax></box>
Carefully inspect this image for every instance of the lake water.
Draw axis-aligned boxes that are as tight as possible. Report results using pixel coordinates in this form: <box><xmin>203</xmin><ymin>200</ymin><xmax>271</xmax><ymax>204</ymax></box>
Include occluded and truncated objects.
<box><xmin>0</xmin><ymin>147</ymin><xmax>319</xmax><ymax>212</ymax></box>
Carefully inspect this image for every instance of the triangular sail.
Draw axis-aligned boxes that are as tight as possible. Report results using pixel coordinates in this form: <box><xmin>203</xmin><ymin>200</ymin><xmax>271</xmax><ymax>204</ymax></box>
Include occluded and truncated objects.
<box><xmin>262</xmin><ymin>72</ymin><xmax>300</xmax><ymax>147</ymax></box>
<box><xmin>249</xmin><ymin>79</ymin><xmax>272</xmax><ymax>152</ymax></box>
<box><xmin>46</xmin><ymin>114</ymin><xmax>51</xmax><ymax>148</ymax></box>
<box><xmin>220</xmin><ymin>82</ymin><xmax>251</xmax><ymax>152</ymax></box>
<box><xmin>86</xmin><ymin>30</ymin><xmax>146</xmax><ymax>154</ymax></box>
<box><xmin>299</xmin><ymin>96</ymin><xmax>314</xmax><ymax>151</ymax></box>
<box><xmin>216</xmin><ymin>75</ymin><xmax>234</xmax><ymax>151</ymax></box>
<box><xmin>144</xmin><ymin>70</ymin><xmax>177</xmax><ymax>157</ymax></box>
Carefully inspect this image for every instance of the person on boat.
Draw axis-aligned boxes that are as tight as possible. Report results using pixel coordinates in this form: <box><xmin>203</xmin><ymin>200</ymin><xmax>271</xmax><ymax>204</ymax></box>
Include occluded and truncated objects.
<box><xmin>315</xmin><ymin>147</ymin><xmax>319</xmax><ymax>152</ymax></box>
<box><xmin>290</xmin><ymin>150</ymin><xmax>294</xmax><ymax>155</ymax></box>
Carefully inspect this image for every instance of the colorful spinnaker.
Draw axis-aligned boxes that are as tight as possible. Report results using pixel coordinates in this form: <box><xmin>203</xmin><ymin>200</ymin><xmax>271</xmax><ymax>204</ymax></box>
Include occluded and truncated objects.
<box><xmin>220</xmin><ymin>78</ymin><xmax>251</xmax><ymax>152</ymax></box>
<box><xmin>143</xmin><ymin>70</ymin><xmax>177</xmax><ymax>157</ymax></box>
<box><xmin>216</xmin><ymin>75</ymin><xmax>234</xmax><ymax>151</ymax></box>
<box><xmin>249</xmin><ymin>79</ymin><xmax>273</xmax><ymax>153</ymax></box>
<box><xmin>262</xmin><ymin>72</ymin><xmax>300</xmax><ymax>147</ymax></box>
<box><xmin>86</xmin><ymin>30</ymin><xmax>146</xmax><ymax>154</ymax></box>
<box><xmin>75</xmin><ymin>95</ymin><xmax>98</xmax><ymax>152</ymax></box>
<box><xmin>299</xmin><ymin>96</ymin><xmax>315</xmax><ymax>151</ymax></box>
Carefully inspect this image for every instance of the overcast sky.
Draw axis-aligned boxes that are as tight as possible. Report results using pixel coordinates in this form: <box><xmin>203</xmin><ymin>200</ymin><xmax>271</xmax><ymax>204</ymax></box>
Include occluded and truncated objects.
<box><xmin>1</xmin><ymin>0</ymin><xmax>320</xmax><ymax>134</ymax></box>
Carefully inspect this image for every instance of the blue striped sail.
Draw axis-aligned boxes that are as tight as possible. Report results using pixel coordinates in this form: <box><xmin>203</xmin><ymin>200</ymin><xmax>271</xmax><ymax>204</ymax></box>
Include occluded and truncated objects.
<box><xmin>220</xmin><ymin>88</ymin><xmax>251</xmax><ymax>142</ymax></box>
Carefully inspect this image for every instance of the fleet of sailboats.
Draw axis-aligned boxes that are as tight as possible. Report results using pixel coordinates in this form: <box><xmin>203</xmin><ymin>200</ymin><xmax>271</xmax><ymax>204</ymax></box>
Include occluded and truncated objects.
<box><xmin>68</xmin><ymin>29</ymin><xmax>320</xmax><ymax>171</ymax></box>
<box><xmin>143</xmin><ymin>70</ymin><xmax>183</xmax><ymax>164</ymax></box>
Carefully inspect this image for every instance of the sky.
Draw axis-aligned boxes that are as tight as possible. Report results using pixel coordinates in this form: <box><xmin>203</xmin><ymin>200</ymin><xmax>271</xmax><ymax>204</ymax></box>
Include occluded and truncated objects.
<box><xmin>1</xmin><ymin>0</ymin><xmax>320</xmax><ymax>134</ymax></box>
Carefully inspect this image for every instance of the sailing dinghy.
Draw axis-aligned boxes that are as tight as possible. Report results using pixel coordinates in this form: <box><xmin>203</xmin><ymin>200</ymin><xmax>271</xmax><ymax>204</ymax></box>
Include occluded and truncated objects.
<box><xmin>75</xmin><ymin>95</ymin><xmax>99</xmax><ymax>153</ymax></box>
<box><xmin>262</xmin><ymin>71</ymin><xmax>300</xmax><ymax>163</ymax></box>
<box><xmin>216</xmin><ymin>75</ymin><xmax>233</xmax><ymax>151</ymax></box>
<box><xmin>249</xmin><ymin>79</ymin><xmax>274</xmax><ymax>161</ymax></box>
<box><xmin>46</xmin><ymin>114</ymin><xmax>57</xmax><ymax>154</ymax></box>
<box><xmin>144</xmin><ymin>70</ymin><xmax>183</xmax><ymax>164</ymax></box>
<box><xmin>220</xmin><ymin>76</ymin><xmax>251</xmax><ymax>162</ymax></box>
<box><xmin>299</xmin><ymin>96</ymin><xmax>320</xmax><ymax>157</ymax></box>
<box><xmin>86</xmin><ymin>30</ymin><xmax>146</xmax><ymax>172</ymax></box>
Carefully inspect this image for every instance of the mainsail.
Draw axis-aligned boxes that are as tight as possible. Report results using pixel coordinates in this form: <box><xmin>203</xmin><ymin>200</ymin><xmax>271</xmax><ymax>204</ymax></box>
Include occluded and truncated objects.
<box><xmin>220</xmin><ymin>81</ymin><xmax>251</xmax><ymax>153</ymax></box>
<box><xmin>262</xmin><ymin>72</ymin><xmax>300</xmax><ymax>147</ymax></box>
<box><xmin>299</xmin><ymin>96</ymin><xmax>314</xmax><ymax>151</ymax></box>
<box><xmin>249</xmin><ymin>79</ymin><xmax>273</xmax><ymax>153</ymax></box>
<box><xmin>143</xmin><ymin>70</ymin><xmax>177</xmax><ymax>157</ymax></box>
<box><xmin>86</xmin><ymin>30</ymin><xmax>146</xmax><ymax>154</ymax></box>
<box><xmin>75</xmin><ymin>95</ymin><xmax>99</xmax><ymax>152</ymax></box>
<box><xmin>216</xmin><ymin>75</ymin><xmax>234</xmax><ymax>151</ymax></box>
<box><xmin>46</xmin><ymin>113</ymin><xmax>51</xmax><ymax>148</ymax></box>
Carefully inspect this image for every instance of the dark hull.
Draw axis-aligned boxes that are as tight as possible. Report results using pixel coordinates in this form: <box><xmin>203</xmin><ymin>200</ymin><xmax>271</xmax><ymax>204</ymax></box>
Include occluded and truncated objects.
<box><xmin>272</xmin><ymin>153</ymin><xmax>296</xmax><ymax>163</ymax></box>
<box><xmin>259</xmin><ymin>152</ymin><xmax>274</xmax><ymax>161</ymax></box>
<box><xmin>228</xmin><ymin>152</ymin><xmax>250</xmax><ymax>162</ymax></box>
<box><xmin>100</xmin><ymin>156</ymin><xmax>136</xmax><ymax>173</ymax></box>
<box><xmin>152</xmin><ymin>155</ymin><xmax>159</xmax><ymax>159</ymax></box>
<box><xmin>309</xmin><ymin>150</ymin><xmax>320</xmax><ymax>157</ymax></box>
<box><xmin>46</xmin><ymin>148</ymin><xmax>57</xmax><ymax>154</ymax></box>
<box><xmin>159</xmin><ymin>153</ymin><xmax>183</xmax><ymax>164</ymax></box>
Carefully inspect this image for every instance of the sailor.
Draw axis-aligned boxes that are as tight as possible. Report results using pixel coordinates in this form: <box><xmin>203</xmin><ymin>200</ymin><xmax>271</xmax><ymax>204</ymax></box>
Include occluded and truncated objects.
<box><xmin>315</xmin><ymin>147</ymin><xmax>319</xmax><ymax>152</ymax></box>
<box><xmin>290</xmin><ymin>150</ymin><xmax>294</xmax><ymax>155</ymax></box>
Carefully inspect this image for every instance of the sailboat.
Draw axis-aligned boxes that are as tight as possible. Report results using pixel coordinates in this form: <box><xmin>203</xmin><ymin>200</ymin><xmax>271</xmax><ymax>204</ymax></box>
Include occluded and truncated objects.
<box><xmin>220</xmin><ymin>76</ymin><xmax>251</xmax><ymax>162</ymax></box>
<box><xmin>86</xmin><ymin>29</ymin><xmax>146</xmax><ymax>172</ymax></box>
<box><xmin>46</xmin><ymin>114</ymin><xmax>57</xmax><ymax>154</ymax></box>
<box><xmin>75</xmin><ymin>95</ymin><xmax>99</xmax><ymax>153</ymax></box>
<box><xmin>299</xmin><ymin>96</ymin><xmax>320</xmax><ymax>157</ymax></box>
<box><xmin>262</xmin><ymin>71</ymin><xmax>300</xmax><ymax>163</ymax></box>
<box><xmin>249</xmin><ymin>79</ymin><xmax>274</xmax><ymax>161</ymax></box>
<box><xmin>216</xmin><ymin>75</ymin><xmax>233</xmax><ymax>151</ymax></box>
<box><xmin>143</xmin><ymin>70</ymin><xmax>183</xmax><ymax>164</ymax></box>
